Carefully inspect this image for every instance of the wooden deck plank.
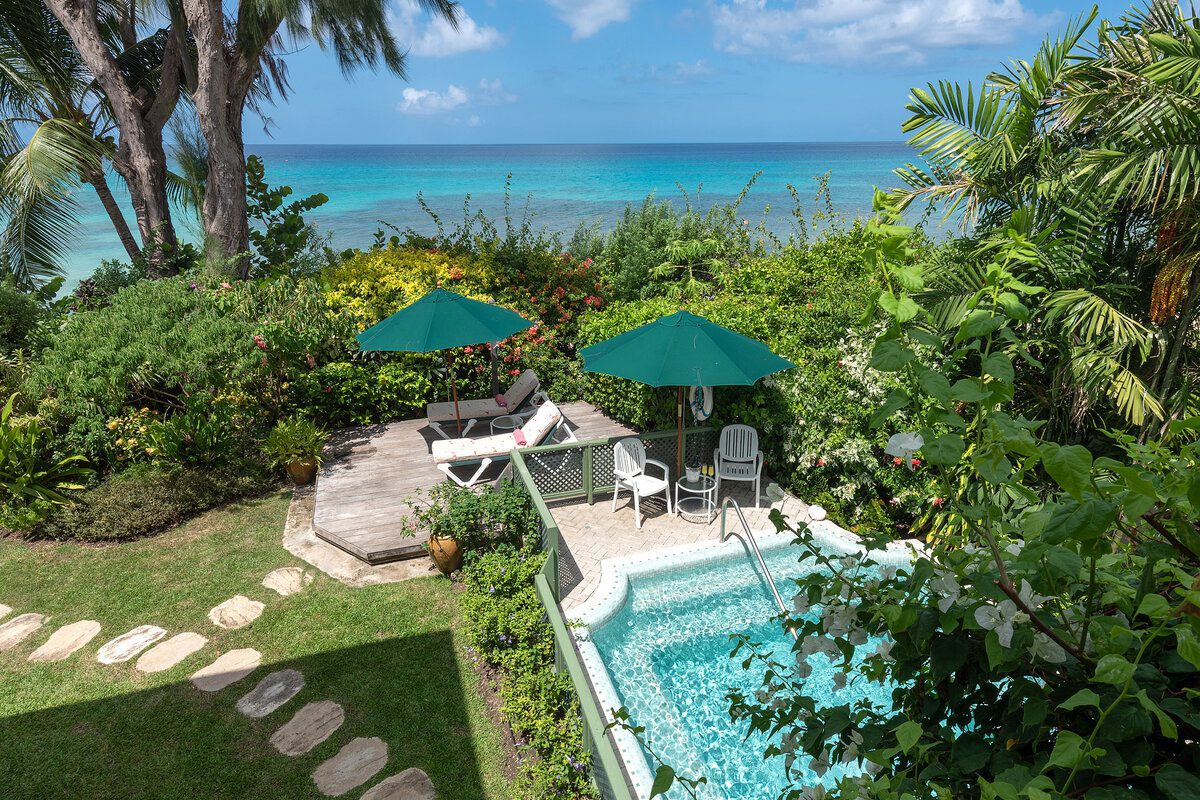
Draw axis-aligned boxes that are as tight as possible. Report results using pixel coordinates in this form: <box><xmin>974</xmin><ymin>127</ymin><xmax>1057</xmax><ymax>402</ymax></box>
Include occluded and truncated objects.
<box><xmin>311</xmin><ymin>401</ymin><xmax>636</xmax><ymax>564</ymax></box>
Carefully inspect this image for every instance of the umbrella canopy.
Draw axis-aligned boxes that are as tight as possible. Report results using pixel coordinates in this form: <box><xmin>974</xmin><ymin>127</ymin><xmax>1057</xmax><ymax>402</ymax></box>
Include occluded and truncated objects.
<box><xmin>580</xmin><ymin>310</ymin><xmax>794</xmax><ymax>479</ymax></box>
<box><xmin>356</xmin><ymin>288</ymin><xmax>534</xmax><ymax>436</ymax></box>
<box><xmin>356</xmin><ymin>288</ymin><xmax>533</xmax><ymax>353</ymax></box>
<box><xmin>580</xmin><ymin>310</ymin><xmax>793</xmax><ymax>387</ymax></box>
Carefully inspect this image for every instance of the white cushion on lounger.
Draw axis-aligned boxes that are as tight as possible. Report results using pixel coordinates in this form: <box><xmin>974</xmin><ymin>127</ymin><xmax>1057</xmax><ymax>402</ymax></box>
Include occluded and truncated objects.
<box><xmin>426</xmin><ymin>369</ymin><xmax>539</xmax><ymax>422</ymax></box>
<box><xmin>431</xmin><ymin>401</ymin><xmax>563</xmax><ymax>463</ymax></box>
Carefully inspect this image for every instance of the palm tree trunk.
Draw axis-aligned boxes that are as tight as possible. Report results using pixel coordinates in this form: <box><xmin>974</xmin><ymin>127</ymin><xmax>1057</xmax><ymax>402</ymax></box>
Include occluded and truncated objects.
<box><xmin>84</xmin><ymin>168</ymin><xmax>141</xmax><ymax>263</ymax></box>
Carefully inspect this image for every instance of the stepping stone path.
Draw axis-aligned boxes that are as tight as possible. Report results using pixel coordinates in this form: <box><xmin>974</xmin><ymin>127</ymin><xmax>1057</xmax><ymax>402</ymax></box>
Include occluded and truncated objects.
<box><xmin>136</xmin><ymin>632</ymin><xmax>208</xmax><ymax>674</ymax></box>
<box><xmin>312</xmin><ymin>736</ymin><xmax>388</xmax><ymax>797</ymax></box>
<box><xmin>262</xmin><ymin>567</ymin><xmax>312</xmax><ymax>597</ymax></box>
<box><xmin>0</xmin><ymin>613</ymin><xmax>47</xmax><ymax>651</ymax></box>
<box><xmin>236</xmin><ymin>669</ymin><xmax>305</xmax><ymax>718</ymax></box>
<box><xmin>96</xmin><ymin>625</ymin><xmax>167</xmax><ymax>665</ymax></box>
<box><xmin>361</xmin><ymin>769</ymin><xmax>436</xmax><ymax>800</ymax></box>
<box><xmin>0</xmin><ymin>603</ymin><xmax>10</xmax><ymax>621</ymax></box>
<box><xmin>190</xmin><ymin>648</ymin><xmax>261</xmax><ymax>692</ymax></box>
<box><xmin>271</xmin><ymin>700</ymin><xmax>345</xmax><ymax>756</ymax></box>
<box><xmin>207</xmin><ymin>595</ymin><xmax>265</xmax><ymax>630</ymax></box>
<box><xmin>28</xmin><ymin>620</ymin><xmax>101</xmax><ymax>662</ymax></box>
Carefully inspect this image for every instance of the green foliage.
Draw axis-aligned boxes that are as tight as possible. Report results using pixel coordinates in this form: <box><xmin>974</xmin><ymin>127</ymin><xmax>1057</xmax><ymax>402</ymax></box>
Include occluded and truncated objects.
<box><xmin>407</xmin><ymin>480</ymin><xmax>537</xmax><ymax>556</ymax></box>
<box><xmin>35</xmin><ymin>460</ymin><xmax>270</xmax><ymax>542</ymax></box>
<box><xmin>461</xmin><ymin>546</ymin><xmax>598</xmax><ymax>799</ymax></box>
<box><xmin>0</xmin><ymin>278</ymin><xmax>46</xmax><ymax>352</ymax></box>
<box><xmin>728</xmin><ymin>194</ymin><xmax>1200</xmax><ymax>800</ymax></box>
<box><xmin>262</xmin><ymin>418</ymin><xmax>327</xmax><ymax>467</ymax></box>
<box><xmin>70</xmin><ymin>259</ymin><xmax>148</xmax><ymax>311</ymax></box>
<box><xmin>245</xmin><ymin>155</ymin><xmax>331</xmax><ymax>277</ymax></box>
<box><xmin>289</xmin><ymin>360</ymin><xmax>436</xmax><ymax>427</ymax></box>
<box><xmin>0</xmin><ymin>393</ymin><xmax>90</xmax><ymax>529</ymax></box>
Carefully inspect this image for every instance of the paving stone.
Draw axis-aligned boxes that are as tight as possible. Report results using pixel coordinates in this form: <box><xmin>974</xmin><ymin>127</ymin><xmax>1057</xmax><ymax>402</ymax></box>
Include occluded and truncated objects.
<box><xmin>360</xmin><ymin>769</ymin><xmax>436</xmax><ymax>800</ymax></box>
<box><xmin>262</xmin><ymin>567</ymin><xmax>312</xmax><ymax>597</ymax></box>
<box><xmin>190</xmin><ymin>648</ymin><xmax>261</xmax><ymax>692</ymax></box>
<box><xmin>270</xmin><ymin>700</ymin><xmax>345</xmax><ymax>756</ymax></box>
<box><xmin>28</xmin><ymin>620</ymin><xmax>101</xmax><ymax>662</ymax></box>
<box><xmin>0</xmin><ymin>613</ymin><xmax>47</xmax><ymax>651</ymax></box>
<box><xmin>312</xmin><ymin>737</ymin><xmax>388</xmax><ymax>797</ymax></box>
<box><xmin>0</xmin><ymin>604</ymin><xmax>10</xmax><ymax>621</ymax></box>
<box><xmin>96</xmin><ymin>625</ymin><xmax>167</xmax><ymax>664</ymax></box>
<box><xmin>207</xmin><ymin>595</ymin><xmax>265</xmax><ymax>629</ymax></box>
<box><xmin>236</xmin><ymin>669</ymin><xmax>305</xmax><ymax>718</ymax></box>
<box><xmin>136</xmin><ymin>632</ymin><xmax>207</xmax><ymax>673</ymax></box>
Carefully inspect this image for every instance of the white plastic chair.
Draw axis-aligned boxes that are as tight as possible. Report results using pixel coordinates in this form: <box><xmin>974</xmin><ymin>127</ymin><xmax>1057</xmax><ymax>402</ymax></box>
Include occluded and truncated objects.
<box><xmin>714</xmin><ymin>424</ymin><xmax>764</xmax><ymax>508</ymax></box>
<box><xmin>611</xmin><ymin>438</ymin><xmax>672</xmax><ymax>529</ymax></box>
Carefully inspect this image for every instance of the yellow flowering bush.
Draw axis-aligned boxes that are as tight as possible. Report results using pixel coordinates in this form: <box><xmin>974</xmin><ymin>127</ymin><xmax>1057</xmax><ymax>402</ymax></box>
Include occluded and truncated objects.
<box><xmin>323</xmin><ymin>245</ymin><xmax>497</xmax><ymax>328</ymax></box>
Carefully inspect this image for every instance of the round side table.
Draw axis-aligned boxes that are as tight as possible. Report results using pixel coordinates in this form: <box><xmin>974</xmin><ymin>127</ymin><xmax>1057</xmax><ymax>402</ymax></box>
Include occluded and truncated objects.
<box><xmin>675</xmin><ymin>475</ymin><xmax>717</xmax><ymax>523</ymax></box>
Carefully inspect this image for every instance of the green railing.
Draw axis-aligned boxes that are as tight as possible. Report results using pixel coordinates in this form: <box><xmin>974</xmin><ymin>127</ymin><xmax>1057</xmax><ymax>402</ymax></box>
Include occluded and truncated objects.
<box><xmin>508</xmin><ymin>425</ymin><xmax>718</xmax><ymax>800</ymax></box>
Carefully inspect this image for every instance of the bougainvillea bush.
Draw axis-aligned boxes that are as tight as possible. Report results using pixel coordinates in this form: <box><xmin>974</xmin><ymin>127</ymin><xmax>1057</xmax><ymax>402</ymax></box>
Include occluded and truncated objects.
<box><xmin>725</xmin><ymin>200</ymin><xmax>1200</xmax><ymax>800</ymax></box>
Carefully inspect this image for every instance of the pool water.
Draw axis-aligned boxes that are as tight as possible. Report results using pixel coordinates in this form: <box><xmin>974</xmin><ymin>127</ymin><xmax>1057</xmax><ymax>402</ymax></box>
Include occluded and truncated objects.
<box><xmin>589</xmin><ymin>540</ymin><xmax>895</xmax><ymax>799</ymax></box>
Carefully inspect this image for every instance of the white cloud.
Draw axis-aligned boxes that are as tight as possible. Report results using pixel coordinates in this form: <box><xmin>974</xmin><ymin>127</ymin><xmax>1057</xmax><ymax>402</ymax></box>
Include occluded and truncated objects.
<box><xmin>710</xmin><ymin>0</ymin><xmax>1050</xmax><ymax>66</ymax></box>
<box><xmin>392</xmin><ymin>0</ymin><xmax>505</xmax><ymax>57</ymax></box>
<box><xmin>398</xmin><ymin>79</ymin><xmax>517</xmax><ymax>117</ymax></box>
<box><xmin>545</xmin><ymin>0</ymin><xmax>634</xmax><ymax>40</ymax></box>
<box><xmin>626</xmin><ymin>59</ymin><xmax>716</xmax><ymax>85</ymax></box>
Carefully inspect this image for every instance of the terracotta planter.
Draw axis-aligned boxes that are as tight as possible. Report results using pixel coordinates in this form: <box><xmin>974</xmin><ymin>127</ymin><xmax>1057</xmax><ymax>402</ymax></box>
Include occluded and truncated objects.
<box><xmin>285</xmin><ymin>458</ymin><xmax>318</xmax><ymax>486</ymax></box>
<box><xmin>427</xmin><ymin>535</ymin><xmax>463</xmax><ymax>576</ymax></box>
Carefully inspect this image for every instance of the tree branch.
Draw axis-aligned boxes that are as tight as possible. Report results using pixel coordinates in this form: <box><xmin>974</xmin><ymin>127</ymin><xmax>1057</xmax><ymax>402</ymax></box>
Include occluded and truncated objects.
<box><xmin>994</xmin><ymin>579</ymin><xmax>1093</xmax><ymax>666</ymax></box>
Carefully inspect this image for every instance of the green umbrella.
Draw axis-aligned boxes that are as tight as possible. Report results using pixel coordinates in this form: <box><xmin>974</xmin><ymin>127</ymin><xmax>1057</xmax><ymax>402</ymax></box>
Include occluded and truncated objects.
<box><xmin>580</xmin><ymin>310</ymin><xmax>794</xmax><ymax>476</ymax></box>
<box><xmin>357</xmin><ymin>288</ymin><xmax>534</xmax><ymax>435</ymax></box>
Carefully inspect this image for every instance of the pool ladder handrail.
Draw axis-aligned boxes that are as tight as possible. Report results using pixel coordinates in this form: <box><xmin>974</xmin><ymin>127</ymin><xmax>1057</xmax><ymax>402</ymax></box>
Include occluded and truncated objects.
<box><xmin>719</xmin><ymin>497</ymin><xmax>798</xmax><ymax>641</ymax></box>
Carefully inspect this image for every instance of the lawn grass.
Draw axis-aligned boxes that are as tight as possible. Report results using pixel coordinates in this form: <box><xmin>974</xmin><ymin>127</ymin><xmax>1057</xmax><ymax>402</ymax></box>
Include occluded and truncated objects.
<box><xmin>0</xmin><ymin>491</ymin><xmax>512</xmax><ymax>800</ymax></box>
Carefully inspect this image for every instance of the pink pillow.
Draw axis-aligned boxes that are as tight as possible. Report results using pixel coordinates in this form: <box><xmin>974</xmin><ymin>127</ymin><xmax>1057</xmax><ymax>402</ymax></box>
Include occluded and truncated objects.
<box><xmin>512</xmin><ymin>429</ymin><xmax>527</xmax><ymax>445</ymax></box>
<box><xmin>494</xmin><ymin>394</ymin><xmax>509</xmax><ymax>408</ymax></box>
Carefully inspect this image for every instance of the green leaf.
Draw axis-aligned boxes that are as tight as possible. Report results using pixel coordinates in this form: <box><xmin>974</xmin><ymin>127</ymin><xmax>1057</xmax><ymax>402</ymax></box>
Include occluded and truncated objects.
<box><xmin>1175</xmin><ymin>628</ymin><xmax>1200</xmax><ymax>669</ymax></box>
<box><xmin>1040</xmin><ymin>498</ymin><xmax>1117</xmax><ymax>545</ymax></box>
<box><xmin>973</xmin><ymin>447</ymin><xmax>1012</xmax><ymax>483</ymax></box>
<box><xmin>930</xmin><ymin>636</ymin><xmax>967</xmax><ymax>680</ymax></box>
<box><xmin>957</xmin><ymin>310</ymin><xmax>1004</xmax><ymax>342</ymax></box>
<box><xmin>922</xmin><ymin>433</ymin><xmax>965</xmax><ymax>466</ymax></box>
<box><xmin>1093</xmin><ymin>654</ymin><xmax>1136</xmax><ymax>686</ymax></box>
<box><xmin>983</xmin><ymin>352</ymin><xmax>1015</xmax><ymax>383</ymax></box>
<box><xmin>1046</xmin><ymin>730</ymin><xmax>1087</xmax><ymax>769</ymax></box>
<box><xmin>650</xmin><ymin>765</ymin><xmax>675</xmax><ymax>797</ymax></box>
<box><xmin>879</xmin><ymin>291</ymin><xmax>921</xmax><ymax>323</ymax></box>
<box><xmin>1136</xmin><ymin>690</ymin><xmax>1178</xmax><ymax>740</ymax></box>
<box><xmin>1059</xmin><ymin>688</ymin><xmax>1102</xmax><ymax>710</ymax></box>
<box><xmin>894</xmin><ymin>720</ymin><xmax>923</xmax><ymax>754</ymax></box>
<box><xmin>870</xmin><ymin>339</ymin><xmax>916</xmax><ymax>372</ymax></box>
<box><xmin>915</xmin><ymin>364</ymin><xmax>953</xmax><ymax>404</ymax></box>
<box><xmin>870</xmin><ymin>389</ymin><xmax>911</xmax><ymax>428</ymax></box>
<box><xmin>1155</xmin><ymin>764</ymin><xmax>1200</xmax><ymax>800</ymax></box>
<box><xmin>950</xmin><ymin>378</ymin><xmax>990</xmax><ymax>402</ymax></box>
<box><xmin>1136</xmin><ymin>594</ymin><xmax>1170</xmax><ymax>620</ymax></box>
<box><xmin>1040</xmin><ymin>444</ymin><xmax>1094</xmax><ymax>499</ymax></box>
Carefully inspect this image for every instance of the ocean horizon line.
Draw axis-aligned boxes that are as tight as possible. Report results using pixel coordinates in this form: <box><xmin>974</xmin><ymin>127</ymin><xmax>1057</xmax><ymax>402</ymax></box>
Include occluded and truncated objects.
<box><xmin>244</xmin><ymin>140</ymin><xmax>911</xmax><ymax>148</ymax></box>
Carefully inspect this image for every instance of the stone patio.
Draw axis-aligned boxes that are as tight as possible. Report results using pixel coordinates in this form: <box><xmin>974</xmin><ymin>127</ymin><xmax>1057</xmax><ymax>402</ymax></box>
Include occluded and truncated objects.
<box><xmin>554</xmin><ymin>480</ymin><xmax>813</xmax><ymax>614</ymax></box>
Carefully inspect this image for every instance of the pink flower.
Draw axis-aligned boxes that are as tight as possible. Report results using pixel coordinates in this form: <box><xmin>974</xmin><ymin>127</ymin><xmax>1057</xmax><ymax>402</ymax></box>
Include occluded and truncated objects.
<box><xmin>464</xmin><ymin>346</ymin><xmax>474</xmax><ymax>354</ymax></box>
<box><xmin>509</xmin><ymin>368</ymin><xmax>520</xmax><ymax>376</ymax></box>
<box><xmin>837</xmin><ymin>359</ymin><xmax>845</xmax><ymax>367</ymax></box>
<box><xmin>933</xmin><ymin>497</ymin><xmax>944</xmax><ymax>507</ymax></box>
<box><xmin>253</xmin><ymin>335</ymin><xmax>267</xmax><ymax>351</ymax></box>
<box><xmin>817</xmin><ymin>457</ymin><xmax>826</xmax><ymax>467</ymax></box>
<box><xmin>893</xmin><ymin>456</ymin><xmax>904</xmax><ymax>466</ymax></box>
<box><xmin>306</xmin><ymin>354</ymin><xmax>316</xmax><ymax>369</ymax></box>
<box><xmin>220</xmin><ymin>281</ymin><xmax>232</xmax><ymax>289</ymax></box>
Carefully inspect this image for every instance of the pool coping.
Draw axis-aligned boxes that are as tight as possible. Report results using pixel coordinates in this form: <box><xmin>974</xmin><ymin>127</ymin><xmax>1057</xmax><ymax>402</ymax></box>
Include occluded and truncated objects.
<box><xmin>567</xmin><ymin>521</ymin><xmax>921</xmax><ymax>800</ymax></box>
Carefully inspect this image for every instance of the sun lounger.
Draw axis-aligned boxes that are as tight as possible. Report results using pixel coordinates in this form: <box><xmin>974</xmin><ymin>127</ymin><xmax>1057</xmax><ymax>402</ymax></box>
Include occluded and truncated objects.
<box><xmin>425</xmin><ymin>369</ymin><xmax>541</xmax><ymax>439</ymax></box>
<box><xmin>432</xmin><ymin>400</ymin><xmax>576</xmax><ymax>487</ymax></box>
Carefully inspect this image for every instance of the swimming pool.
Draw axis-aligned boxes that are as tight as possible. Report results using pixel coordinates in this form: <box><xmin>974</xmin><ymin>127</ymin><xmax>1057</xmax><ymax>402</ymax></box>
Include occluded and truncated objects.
<box><xmin>572</xmin><ymin>523</ymin><xmax>914</xmax><ymax>800</ymax></box>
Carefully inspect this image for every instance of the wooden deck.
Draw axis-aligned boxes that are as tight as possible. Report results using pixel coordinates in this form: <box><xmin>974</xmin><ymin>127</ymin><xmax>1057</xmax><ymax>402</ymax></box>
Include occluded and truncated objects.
<box><xmin>312</xmin><ymin>401</ymin><xmax>636</xmax><ymax>564</ymax></box>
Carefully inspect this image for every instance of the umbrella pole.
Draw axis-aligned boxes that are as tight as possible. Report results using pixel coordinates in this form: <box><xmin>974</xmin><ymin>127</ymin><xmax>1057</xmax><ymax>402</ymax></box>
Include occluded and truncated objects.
<box><xmin>676</xmin><ymin>386</ymin><xmax>684</xmax><ymax>480</ymax></box>
<box><xmin>446</xmin><ymin>352</ymin><xmax>462</xmax><ymax>437</ymax></box>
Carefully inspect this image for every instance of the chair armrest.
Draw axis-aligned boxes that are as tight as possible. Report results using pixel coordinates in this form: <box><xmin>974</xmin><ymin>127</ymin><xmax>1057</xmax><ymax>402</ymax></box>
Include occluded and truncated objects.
<box><xmin>644</xmin><ymin>458</ymin><xmax>671</xmax><ymax>479</ymax></box>
<box><xmin>713</xmin><ymin>448</ymin><xmax>720</xmax><ymax>468</ymax></box>
<box><xmin>755</xmin><ymin>450</ymin><xmax>764</xmax><ymax>475</ymax></box>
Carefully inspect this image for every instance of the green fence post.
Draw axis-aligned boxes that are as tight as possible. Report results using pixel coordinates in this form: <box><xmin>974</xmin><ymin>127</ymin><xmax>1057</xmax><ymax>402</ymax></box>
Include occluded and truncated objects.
<box><xmin>583</xmin><ymin>443</ymin><xmax>594</xmax><ymax>505</ymax></box>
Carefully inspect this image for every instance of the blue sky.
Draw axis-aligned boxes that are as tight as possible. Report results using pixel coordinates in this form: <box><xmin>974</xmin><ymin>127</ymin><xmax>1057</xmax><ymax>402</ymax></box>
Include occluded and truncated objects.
<box><xmin>250</xmin><ymin>0</ymin><xmax>1133</xmax><ymax>145</ymax></box>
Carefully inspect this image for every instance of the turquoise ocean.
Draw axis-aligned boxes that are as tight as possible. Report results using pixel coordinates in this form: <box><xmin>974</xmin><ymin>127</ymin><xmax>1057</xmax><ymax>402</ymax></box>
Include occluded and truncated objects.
<box><xmin>64</xmin><ymin>141</ymin><xmax>919</xmax><ymax>284</ymax></box>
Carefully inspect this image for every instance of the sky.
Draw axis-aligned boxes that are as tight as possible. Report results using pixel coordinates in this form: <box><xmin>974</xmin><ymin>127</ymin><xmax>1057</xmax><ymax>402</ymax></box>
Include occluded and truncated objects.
<box><xmin>251</xmin><ymin>0</ymin><xmax>1134</xmax><ymax>145</ymax></box>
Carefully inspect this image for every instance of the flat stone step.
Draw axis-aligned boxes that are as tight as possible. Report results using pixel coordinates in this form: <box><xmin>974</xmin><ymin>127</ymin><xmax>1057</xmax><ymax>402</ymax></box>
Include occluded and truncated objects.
<box><xmin>361</xmin><ymin>769</ymin><xmax>436</xmax><ymax>800</ymax></box>
<box><xmin>207</xmin><ymin>596</ymin><xmax>265</xmax><ymax>630</ymax></box>
<box><xmin>190</xmin><ymin>648</ymin><xmax>261</xmax><ymax>692</ymax></box>
<box><xmin>96</xmin><ymin>625</ymin><xmax>168</xmax><ymax>665</ymax></box>
<box><xmin>0</xmin><ymin>604</ymin><xmax>11</xmax><ymax>621</ymax></box>
<box><xmin>236</xmin><ymin>669</ymin><xmax>305</xmax><ymax>718</ymax></box>
<box><xmin>136</xmin><ymin>632</ymin><xmax>208</xmax><ymax>673</ymax></box>
<box><xmin>312</xmin><ymin>737</ymin><xmax>388</xmax><ymax>797</ymax></box>
<box><xmin>270</xmin><ymin>700</ymin><xmax>345</xmax><ymax>756</ymax></box>
<box><xmin>0</xmin><ymin>613</ymin><xmax>47</xmax><ymax>651</ymax></box>
<box><xmin>262</xmin><ymin>567</ymin><xmax>313</xmax><ymax>597</ymax></box>
<box><xmin>28</xmin><ymin>620</ymin><xmax>101</xmax><ymax>662</ymax></box>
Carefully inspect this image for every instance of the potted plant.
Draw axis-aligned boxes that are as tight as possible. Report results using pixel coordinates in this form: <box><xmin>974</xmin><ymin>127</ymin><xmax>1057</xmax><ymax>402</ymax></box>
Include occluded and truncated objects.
<box><xmin>263</xmin><ymin>418</ymin><xmax>327</xmax><ymax>485</ymax></box>
<box><xmin>406</xmin><ymin>483</ymin><xmax>487</xmax><ymax>575</ymax></box>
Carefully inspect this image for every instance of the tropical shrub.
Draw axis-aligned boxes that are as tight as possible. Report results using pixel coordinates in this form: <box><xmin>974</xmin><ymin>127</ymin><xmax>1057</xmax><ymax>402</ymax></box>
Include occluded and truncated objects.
<box><xmin>726</xmin><ymin>200</ymin><xmax>1200</xmax><ymax>800</ymax></box>
<box><xmin>0</xmin><ymin>279</ymin><xmax>44</xmax><ymax>353</ymax></box>
<box><xmin>262</xmin><ymin>418</ymin><xmax>327</xmax><ymax>467</ymax></box>
<box><xmin>462</xmin><ymin>546</ymin><xmax>597</xmax><ymax>799</ymax></box>
<box><xmin>288</xmin><ymin>360</ymin><xmax>436</xmax><ymax>427</ymax></box>
<box><xmin>0</xmin><ymin>394</ymin><xmax>90</xmax><ymax>529</ymax></box>
<box><xmin>37</xmin><ymin>460</ymin><xmax>272</xmax><ymax>541</ymax></box>
<box><xmin>407</xmin><ymin>480</ymin><xmax>537</xmax><ymax>556</ymax></box>
<box><xmin>245</xmin><ymin>154</ymin><xmax>331</xmax><ymax>277</ymax></box>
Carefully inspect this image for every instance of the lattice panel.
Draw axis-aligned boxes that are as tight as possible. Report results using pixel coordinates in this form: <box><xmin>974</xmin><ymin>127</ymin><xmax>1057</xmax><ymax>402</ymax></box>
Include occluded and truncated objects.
<box><xmin>525</xmin><ymin>447</ymin><xmax>586</xmax><ymax>496</ymax></box>
<box><xmin>685</xmin><ymin>429</ymin><xmax>719</xmax><ymax>471</ymax></box>
<box><xmin>591</xmin><ymin>444</ymin><xmax>616</xmax><ymax>488</ymax></box>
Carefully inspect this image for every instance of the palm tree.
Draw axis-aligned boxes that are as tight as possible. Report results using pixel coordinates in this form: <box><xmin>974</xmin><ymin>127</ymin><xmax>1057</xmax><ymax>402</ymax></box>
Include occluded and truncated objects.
<box><xmin>889</xmin><ymin>5</ymin><xmax>1195</xmax><ymax>438</ymax></box>
<box><xmin>0</xmin><ymin>0</ymin><xmax>137</xmax><ymax>287</ymax></box>
<box><xmin>178</xmin><ymin>0</ymin><xmax>459</xmax><ymax>275</ymax></box>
